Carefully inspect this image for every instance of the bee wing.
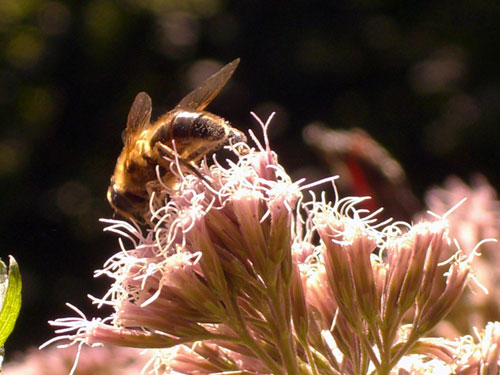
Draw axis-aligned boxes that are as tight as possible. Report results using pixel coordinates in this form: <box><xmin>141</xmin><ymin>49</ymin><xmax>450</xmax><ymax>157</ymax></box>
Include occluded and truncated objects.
<box><xmin>123</xmin><ymin>92</ymin><xmax>152</xmax><ymax>144</ymax></box>
<box><xmin>176</xmin><ymin>58</ymin><xmax>240</xmax><ymax>111</ymax></box>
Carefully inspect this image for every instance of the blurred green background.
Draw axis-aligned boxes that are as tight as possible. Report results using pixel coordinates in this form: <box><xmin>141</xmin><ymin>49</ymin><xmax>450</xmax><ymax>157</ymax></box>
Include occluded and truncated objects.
<box><xmin>1</xmin><ymin>0</ymin><xmax>500</xmax><ymax>358</ymax></box>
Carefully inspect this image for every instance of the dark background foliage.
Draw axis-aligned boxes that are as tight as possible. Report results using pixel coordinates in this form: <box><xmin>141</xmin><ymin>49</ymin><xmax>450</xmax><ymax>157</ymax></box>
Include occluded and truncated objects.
<box><xmin>1</xmin><ymin>0</ymin><xmax>500</xmax><ymax>357</ymax></box>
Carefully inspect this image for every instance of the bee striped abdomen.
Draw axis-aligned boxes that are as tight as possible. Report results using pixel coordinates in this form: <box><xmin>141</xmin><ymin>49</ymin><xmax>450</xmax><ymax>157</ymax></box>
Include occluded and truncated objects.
<box><xmin>150</xmin><ymin>111</ymin><xmax>226</xmax><ymax>148</ymax></box>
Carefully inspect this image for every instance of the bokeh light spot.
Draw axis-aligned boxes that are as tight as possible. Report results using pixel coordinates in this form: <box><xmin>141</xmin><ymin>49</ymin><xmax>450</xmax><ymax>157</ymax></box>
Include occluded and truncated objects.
<box><xmin>84</xmin><ymin>0</ymin><xmax>123</xmax><ymax>43</ymax></box>
<box><xmin>56</xmin><ymin>181</ymin><xmax>92</xmax><ymax>217</ymax></box>
<box><xmin>410</xmin><ymin>46</ymin><xmax>467</xmax><ymax>94</ymax></box>
<box><xmin>0</xmin><ymin>139</ymin><xmax>27</xmax><ymax>176</ymax></box>
<box><xmin>5</xmin><ymin>28</ymin><xmax>45</xmax><ymax>69</ymax></box>
<box><xmin>157</xmin><ymin>12</ymin><xmax>199</xmax><ymax>59</ymax></box>
<box><xmin>17</xmin><ymin>86</ymin><xmax>57</xmax><ymax>133</ymax></box>
<box><xmin>128</xmin><ymin>0</ymin><xmax>221</xmax><ymax>17</ymax></box>
<box><xmin>37</xmin><ymin>1</ymin><xmax>71</xmax><ymax>36</ymax></box>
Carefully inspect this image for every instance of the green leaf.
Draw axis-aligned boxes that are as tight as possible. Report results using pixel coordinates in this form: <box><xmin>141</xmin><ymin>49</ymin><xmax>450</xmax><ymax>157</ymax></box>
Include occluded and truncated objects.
<box><xmin>0</xmin><ymin>256</ymin><xmax>22</xmax><ymax>347</ymax></box>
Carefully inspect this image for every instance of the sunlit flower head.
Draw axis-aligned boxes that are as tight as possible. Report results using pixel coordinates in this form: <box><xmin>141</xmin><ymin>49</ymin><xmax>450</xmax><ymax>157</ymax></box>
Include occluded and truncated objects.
<box><xmin>44</xmin><ymin>116</ymin><xmax>493</xmax><ymax>375</ymax></box>
<box><xmin>422</xmin><ymin>175</ymin><xmax>500</xmax><ymax>337</ymax></box>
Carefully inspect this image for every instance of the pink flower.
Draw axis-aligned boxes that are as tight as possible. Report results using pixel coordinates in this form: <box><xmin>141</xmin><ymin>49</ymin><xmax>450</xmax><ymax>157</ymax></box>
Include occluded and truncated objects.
<box><xmin>44</xmin><ymin>117</ymin><xmax>495</xmax><ymax>375</ymax></box>
<box><xmin>4</xmin><ymin>345</ymin><xmax>149</xmax><ymax>375</ymax></box>
<box><xmin>423</xmin><ymin>175</ymin><xmax>500</xmax><ymax>337</ymax></box>
<box><xmin>454</xmin><ymin>322</ymin><xmax>500</xmax><ymax>374</ymax></box>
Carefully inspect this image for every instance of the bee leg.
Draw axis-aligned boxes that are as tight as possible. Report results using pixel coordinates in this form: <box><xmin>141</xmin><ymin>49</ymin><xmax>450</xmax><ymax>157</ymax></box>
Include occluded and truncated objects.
<box><xmin>156</xmin><ymin>142</ymin><xmax>206</xmax><ymax>181</ymax></box>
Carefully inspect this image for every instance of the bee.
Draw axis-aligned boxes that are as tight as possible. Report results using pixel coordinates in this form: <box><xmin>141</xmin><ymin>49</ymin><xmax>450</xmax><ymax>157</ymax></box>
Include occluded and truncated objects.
<box><xmin>107</xmin><ymin>58</ymin><xmax>246</xmax><ymax>221</ymax></box>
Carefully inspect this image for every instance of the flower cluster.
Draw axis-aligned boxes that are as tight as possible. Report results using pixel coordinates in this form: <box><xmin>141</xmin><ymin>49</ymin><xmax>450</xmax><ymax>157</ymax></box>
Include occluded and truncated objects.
<box><xmin>423</xmin><ymin>175</ymin><xmax>500</xmax><ymax>337</ymax></box>
<box><xmin>4</xmin><ymin>345</ymin><xmax>149</xmax><ymax>375</ymax></box>
<box><xmin>43</xmin><ymin>118</ymin><xmax>500</xmax><ymax>375</ymax></box>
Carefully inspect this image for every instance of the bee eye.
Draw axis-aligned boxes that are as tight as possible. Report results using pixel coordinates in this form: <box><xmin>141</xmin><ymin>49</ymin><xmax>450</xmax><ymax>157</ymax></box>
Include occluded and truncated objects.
<box><xmin>107</xmin><ymin>185</ymin><xmax>146</xmax><ymax>217</ymax></box>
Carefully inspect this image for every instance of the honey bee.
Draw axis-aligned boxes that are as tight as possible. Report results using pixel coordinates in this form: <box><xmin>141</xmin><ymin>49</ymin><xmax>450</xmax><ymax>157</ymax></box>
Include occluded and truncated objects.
<box><xmin>107</xmin><ymin>58</ymin><xmax>246</xmax><ymax>221</ymax></box>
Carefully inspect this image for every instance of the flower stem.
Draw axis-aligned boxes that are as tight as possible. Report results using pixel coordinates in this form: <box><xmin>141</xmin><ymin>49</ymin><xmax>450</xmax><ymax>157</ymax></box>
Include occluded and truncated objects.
<box><xmin>225</xmin><ymin>292</ymin><xmax>285</xmax><ymax>374</ymax></box>
<box><xmin>268</xmin><ymin>283</ymin><xmax>300</xmax><ymax>375</ymax></box>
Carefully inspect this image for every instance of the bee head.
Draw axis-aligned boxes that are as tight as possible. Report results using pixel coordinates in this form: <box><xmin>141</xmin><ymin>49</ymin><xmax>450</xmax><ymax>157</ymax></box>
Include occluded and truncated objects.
<box><xmin>107</xmin><ymin>183</ymin><xmax>147</xmax><ymax>222</ymax></box>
